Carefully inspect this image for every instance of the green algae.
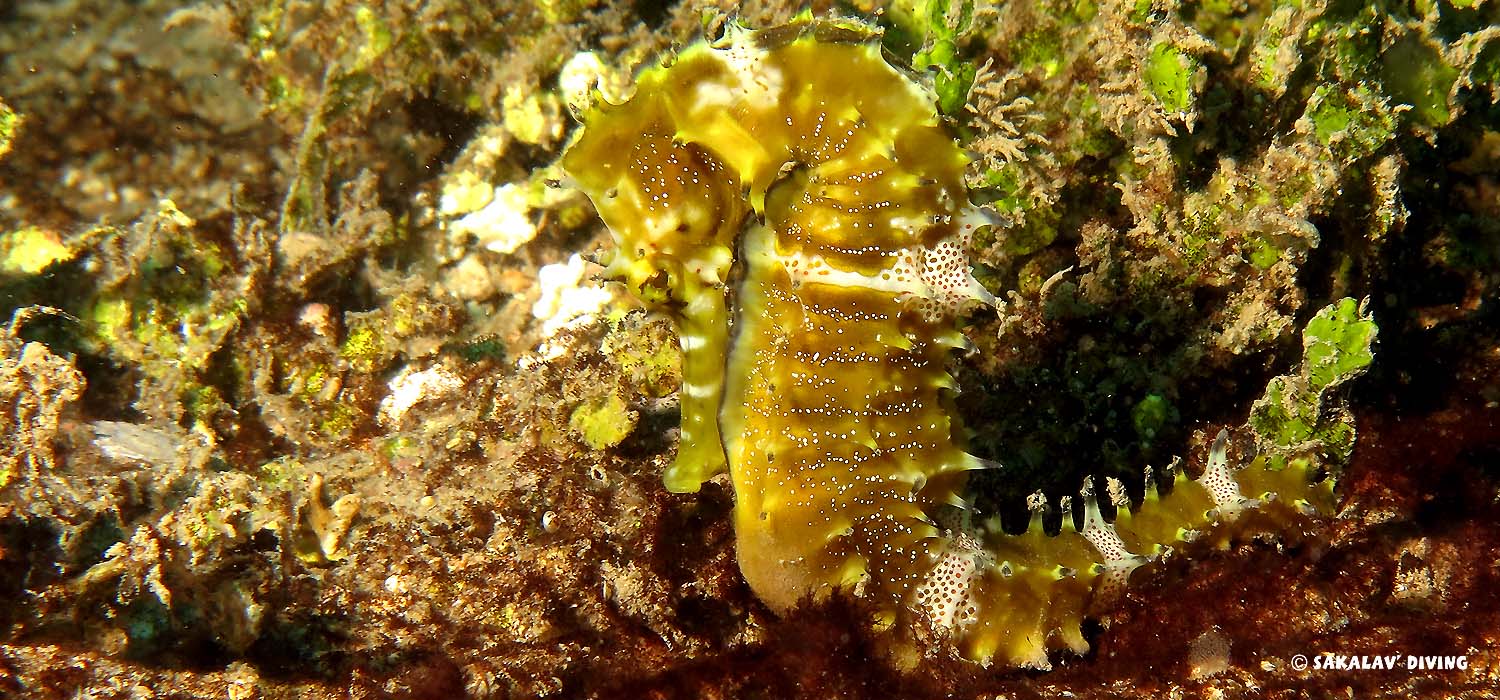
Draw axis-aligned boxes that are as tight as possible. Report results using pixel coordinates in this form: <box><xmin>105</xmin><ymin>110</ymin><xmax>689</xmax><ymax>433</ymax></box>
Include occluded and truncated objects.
<box><xmin>379</xmin><ymin>435</ymin><xmax>420</xmax><ymax>462</ymax></box>
<box><xmin>1380</xmin><ymin>33</ymin><xmax>1458</xmax><ymax>129</ymax></box>
<box><xmin>339</xmin><ymin>321</ymin><xmax>390</xmax><ymax>373</ymax></box>
<box><xmin>1308</xmin><ymin>85</ymin><xmax>1397</xmax><ymax>162</ymax></box>
<box><xmin>75</xmin><ymin>202</ymin><xmax>253</xmax><ymax>430</ymax></box>
<box><xmin>1143</xmin><ymin>41</ymin><xmax>1195</xmax><ymax>116</ymax></box>
<box><xmin>1249</xmin><ymin>7</ymin><xmax>1298</xmax><ymax>96</ymax></box>
<box><xmin>318</xmin><ymin>402</ymin><xmax>362</xmax><ymax>439</ymax></box>
<box><xmin>1250</xmin><ymin>298</ymin><xmax>1376</xmax><ymax>467</ymax></box>
<box><xmin>1248</xmin><ymin>237</ymin><xmax>1282</xmax><ymax>269</ymax></box>
<box><xmin>908</xmin><ymin>0</ymin><xmax>980</xmax><ymax>116</ymax></box>
<box><xmin>1476</xmin><ymin>42</ymin><xmax>1500</xmax><ymax>99</ymax></box>
<box><xmin>568</xmin><ymin>394</ymin><xmax>636</xmax><ymax>451</ymax></box>
<box><xmin>534</xmin><ymin>0</ymin><xmax>598</xmax><ymax>23</ymax></box>
<box><xmin>979</xmin><ymin>164</ymin><xmax>1059</xmax><ymax>258</ymax></box>
<box><xmin>0</xmin><ymin>98</ymin><xmax>18</xmax><ymax>159</ymax></box>
<box><xmin>351</xmin><ymin>6</ymin><xmax>393</xmax><ymax>72</ymax></box>
<box><xmin>1</xmin><ymin>227</ymin><xmax>76</xmax><ymax>275</ymax></box>
<box><xmin>1014</xmin><ymin>27</ymin><xmax>1065</xmax><ymax>78</ymax></box>
<box><xmin>601</xmin><ymin>316</ymin><xmax>681</xmax><ymax>399</ymax></box>
<box><xmin>1130</xmin><ymin>393</ymin><xmax>1174</xmax><ymax>443</ymax></box>
<box><xmin>1303</xmin><ymin>297</ymin><xmax>1378</xmax><ymax>391</ymax></box>
<box><xmin>256</xmin><ymin>456</ymin><xmax>302</xmax><ymax>491</ymax></box>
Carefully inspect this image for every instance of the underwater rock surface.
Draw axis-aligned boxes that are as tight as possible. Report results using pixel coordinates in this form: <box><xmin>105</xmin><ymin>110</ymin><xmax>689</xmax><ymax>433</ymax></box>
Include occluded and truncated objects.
<box><xmin>1</xmin><ymin>0</ymin><xmax>1497</xmax><ymax>698</ymax></box>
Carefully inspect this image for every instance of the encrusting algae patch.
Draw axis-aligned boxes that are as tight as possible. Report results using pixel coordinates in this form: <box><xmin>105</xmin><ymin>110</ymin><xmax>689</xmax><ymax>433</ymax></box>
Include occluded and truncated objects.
<box><xmin>561</xmin><ymin>14</ymin><xmax>1351</xmax><ymax>669</ymax></box>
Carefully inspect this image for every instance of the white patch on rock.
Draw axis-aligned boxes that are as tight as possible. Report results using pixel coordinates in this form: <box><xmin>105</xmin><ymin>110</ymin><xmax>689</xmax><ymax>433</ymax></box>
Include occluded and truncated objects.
<box><xmin>378</xmin><ymin>364</ymin><xmax>462</xmax><ymax>426</ymax></box>
<box><xmin>530</xmin><ymin>254</ymin><xmax>617</xmax><ymax>353</ymax></box>
<box><xmin>450</xmin><ymin>183</ymin><xmax>539</xmax><ymax>255</ymax></box>
<box><xmin>92</xmin><ymin>421</ymin><xmax>182</xmax><ymax>465</ymax></box>
<box><xmin>439</xmin><ymin>171</ymin><xmax>496</xmax><ymax>218</ymax></box>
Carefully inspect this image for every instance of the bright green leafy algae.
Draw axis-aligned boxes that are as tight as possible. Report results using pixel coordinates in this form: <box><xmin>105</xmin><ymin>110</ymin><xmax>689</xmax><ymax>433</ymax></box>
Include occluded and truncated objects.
<box><xmin>1143</xmin><ymin>41</ymin><xmax>1195</xmax><ymax>115</ymax></box>
<box><xmin>1250</xmin><ymin>298</ymin><xmax>1376</xmax><ymax>466</ymax></box>
<box><xmin>1252</xmin><ymin>375</ymin><xmax>1322</xmax><ymax>448</ymax></box>
<box><xmin>1304</xmin><ymin>297</ymin><xmax>1378</xmax><ymax>391</ymax></box>
<box><xmin>909</xmin><ymin>0</ymin><xmax>979</xmax><ymax>116</ymax></box>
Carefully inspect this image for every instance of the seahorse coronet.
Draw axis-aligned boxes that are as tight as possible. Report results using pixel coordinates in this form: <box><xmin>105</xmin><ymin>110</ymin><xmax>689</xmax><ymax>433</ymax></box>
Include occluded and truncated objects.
<box><xmin>560</xmin><ymin>15</ymin><xmax>1336</xmax><ymax>669</ymax></box>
